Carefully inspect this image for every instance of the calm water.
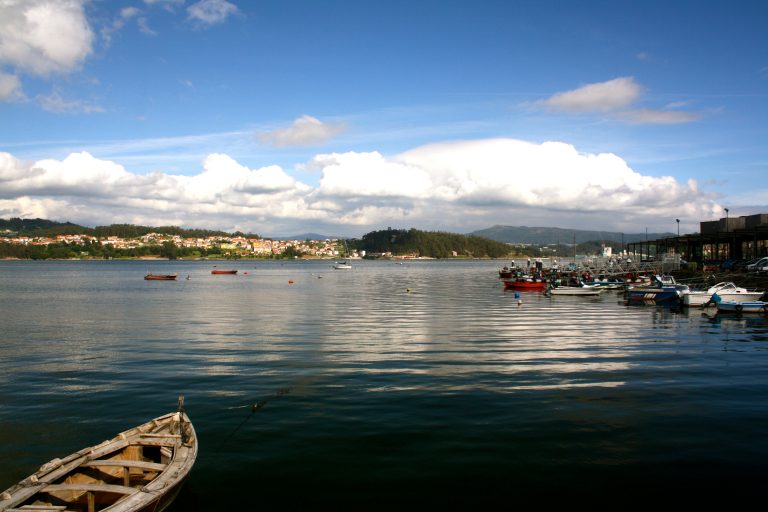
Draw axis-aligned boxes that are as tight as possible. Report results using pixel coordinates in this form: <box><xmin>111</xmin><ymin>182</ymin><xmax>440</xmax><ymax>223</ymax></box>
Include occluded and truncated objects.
<box><xmin>1</xmin><ymin>260</ymin><xmax>767</xmax><ymax>506</ymax></box>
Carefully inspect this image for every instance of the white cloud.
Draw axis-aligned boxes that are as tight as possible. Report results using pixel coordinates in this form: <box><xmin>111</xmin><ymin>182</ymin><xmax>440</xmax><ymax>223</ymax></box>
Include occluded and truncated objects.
<box><xmin>187</xmin><ymin>0</ymin><xmax>238</xmax><ymax>25</ymax></box>
<box><xmin>258</xmin><ymin>115</ymin><xmax>346</xmax><ymax>148</ymax></box>
<box><xmin>538</xmin><ymin>77</ymin><xmax>643</xmax><ymax>113</ymax></box>
<box><xmin>120</xmin><ymin>7</ymin><xmax>140</xmax><ymax>19</ymax></box>
<box><xmin>615</xmin><ymin>109</ymin><xmax>702</xmax><ymax>125</ymax></box>
<box><xmin>535</xmin><ymin>77</ymin><xmax>702</xmax><ymax>126</ymax></box>
<box><xmin>37</xmin><ymin>90</ymin><xmax>104</xmax><ymax>114</ymax></box>
<box><xmin>314</xmin><ymin>151</ymin><xmax>432</xmax><ymax>198</ymax></box>
<box><xmin>0</xmin><ymin>138</ymin><xmax>723</xmax><ymax>235</ymax></box>
<box><xmin>0</xmin><ymin>0</ymin><xmax>93</xmax><ymax>76</ymax></box>
<box><xmin>138</xmin><ymin>17</ymin><xmax>157</xmax><ymax>35</ymax></box>
<box><xmin>144</xmin><ymin>0</ymin><xmax>185</xmax><ymax>9</ymax></box>
<box><xmin>0</xmin><ymin>72</ymin><xmax>22</xmax><ymax>101</ymax></box>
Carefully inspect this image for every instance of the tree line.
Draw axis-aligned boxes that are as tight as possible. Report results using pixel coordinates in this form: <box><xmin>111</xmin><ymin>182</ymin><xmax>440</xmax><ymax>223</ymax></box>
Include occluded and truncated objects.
<box><xmin>0</xmin><ymin>218</ymin><xmax>258</xmax><ymax>239</ymax></box>
<box><xmin>354</xmin><ymin>228</ymin><xmax>513</xmax><ymax>258</ymax></box>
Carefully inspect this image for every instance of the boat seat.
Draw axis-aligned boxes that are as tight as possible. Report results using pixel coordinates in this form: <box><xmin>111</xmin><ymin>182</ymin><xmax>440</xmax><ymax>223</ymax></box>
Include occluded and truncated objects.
<box><xmin>41</xmin><ymin>483</ymin><xmax>138</xmax><ymax>495</ymax></box>
<box><xmin>80</xmin><ymin>460</ymin><xmax>166</xmax><ymax>472</ymax></box>
<box><xmin>6</xmin><ymin>506</ymin><xmax>70</xmax><ymax>511</ymax></box>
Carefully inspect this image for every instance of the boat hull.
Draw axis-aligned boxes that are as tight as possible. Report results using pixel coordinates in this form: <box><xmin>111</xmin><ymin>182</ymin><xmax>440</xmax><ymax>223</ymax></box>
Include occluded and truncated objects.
<box><xmin>503</xmin><ymin>280</ymin><xmax>547</xmax><ymax>291</ymax></box>
<box><xmin>548</xmin><ymin>286</ymin><xmax>603</xmax><ymax>296</ymax></box>
<box><xmin>211</xmin><ymin>270</ymin><xmax>237</xmax><ymax>274</ymax></box>
<box><xmin>144</xmin><ymin>274</ymin><xmax>177</xmax><ymax>281</ymax></box>
<box><xmin>626</xmin><ymin>288</ymin><xmax>682</xmax><ymax>303</ymax></box>
<box><xmin>716</xmin><ymin>301</ymin><xmax>768</xmax><ymax>314</ymax></box>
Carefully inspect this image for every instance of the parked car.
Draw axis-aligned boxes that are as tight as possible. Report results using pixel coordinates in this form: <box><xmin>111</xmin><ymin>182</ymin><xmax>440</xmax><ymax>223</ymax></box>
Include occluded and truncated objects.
<box><xmin>746</xmin><ymin>257</ymin><xmax>768</xmax><ymax>272</ymax></box>
<box><xmin>732</xmin><ymin>258</ymin><xmax>758</xmax><ymax>272</ymax></box>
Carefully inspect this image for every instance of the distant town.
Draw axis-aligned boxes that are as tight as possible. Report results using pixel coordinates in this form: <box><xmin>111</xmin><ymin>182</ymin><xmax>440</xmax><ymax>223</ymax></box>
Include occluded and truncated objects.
<box><xmin>0</xmin><ymin>231</ymin><xmax>359</xmax><ymax>259</ymax></box>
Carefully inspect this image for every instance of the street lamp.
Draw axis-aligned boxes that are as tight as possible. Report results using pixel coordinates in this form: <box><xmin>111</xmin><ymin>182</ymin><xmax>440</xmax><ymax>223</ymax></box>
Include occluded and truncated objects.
<box><xmin>676</xmin><ymin>219</ymin><xmax>680</xmax><ymax>237</ymax></box>
<box><xmin>724</xmin><ymin>208</ymin><xmax>729</xmax><ymax>231</ymax></box>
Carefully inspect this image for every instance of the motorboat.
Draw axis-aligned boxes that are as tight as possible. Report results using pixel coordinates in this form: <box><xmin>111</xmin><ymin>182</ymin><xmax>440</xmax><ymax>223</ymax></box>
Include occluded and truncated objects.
<box><xmin>682</xmin><ymin>281</ymin><xmax>764</xmax><ymax>307</ymax></box>
<box><xmin>626</xmin><ymin>275</ymin><xmax>689</xmax><ymax>303</ymax></box>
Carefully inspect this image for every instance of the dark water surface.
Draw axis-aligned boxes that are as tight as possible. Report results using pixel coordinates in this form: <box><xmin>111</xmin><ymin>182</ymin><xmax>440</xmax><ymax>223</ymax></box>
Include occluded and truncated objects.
<box><xmin>1</xmin><ymin>260</ymin><xmax>767</xmax><ymax>507</ymax></box>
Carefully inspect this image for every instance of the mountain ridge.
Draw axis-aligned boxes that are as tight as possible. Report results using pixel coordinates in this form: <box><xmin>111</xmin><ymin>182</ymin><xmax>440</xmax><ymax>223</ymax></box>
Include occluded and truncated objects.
<box><xmin>469</xmin><ymin>225</ymin><xmax>676</xmax><ymax>245</ymax></box>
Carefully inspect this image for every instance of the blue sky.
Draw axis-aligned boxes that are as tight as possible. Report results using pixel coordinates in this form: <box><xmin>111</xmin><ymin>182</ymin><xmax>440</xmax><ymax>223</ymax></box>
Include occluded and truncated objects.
<box><xmin>1</xmin><ymin>0</ymin><xmax>766</xmax><ymax>237</ymax></box>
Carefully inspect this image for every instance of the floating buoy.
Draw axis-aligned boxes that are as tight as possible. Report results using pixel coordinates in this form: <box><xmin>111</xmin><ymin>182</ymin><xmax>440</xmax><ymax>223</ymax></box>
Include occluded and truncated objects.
<box><xmin>406</xmin><ymin>288</ymin><xmax>411</xmax><ymax>293</ymax></box>
<box><xmin>514</xmin><ymin>292</ymin><xmax>520</xmax><ymax>299</ymax></box>
<box><xmin>244</xmin><ymin>272</ymin><xmax>248</xmax><ymax>275</ymax></box>
<box><xmin>518</xmin><ymin>299</ymin><xmax>523</xmax><ymax>306</ymax></box>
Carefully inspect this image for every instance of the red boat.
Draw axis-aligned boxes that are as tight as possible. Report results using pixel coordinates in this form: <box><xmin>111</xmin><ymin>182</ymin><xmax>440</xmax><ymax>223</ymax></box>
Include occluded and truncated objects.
<box><xmin>503</xmin><ymin>279</ymin><xmax>547</xmax><ymax>291</ymax></box>
<box><xmin>211</xmin><ymin>269</ymin><xmax>238</xmax><ymax>275</ymax></box>
<box><xmin>144</xmin><ymin>273</ymin><xmax>178</xmax><ymax>280</ymax></box>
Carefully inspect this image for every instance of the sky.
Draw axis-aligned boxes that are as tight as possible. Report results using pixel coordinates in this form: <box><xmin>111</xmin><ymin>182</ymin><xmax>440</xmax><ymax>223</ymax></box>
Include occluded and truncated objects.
<box><xmin>1</xmin><ymin>0</ymin><xmax>766</xmax><ymax>237</ymax></box>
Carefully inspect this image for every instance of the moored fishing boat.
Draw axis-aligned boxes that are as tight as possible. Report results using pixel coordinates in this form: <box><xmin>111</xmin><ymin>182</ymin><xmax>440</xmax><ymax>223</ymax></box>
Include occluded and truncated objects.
<box><xmin>682</xmin><ymin>281</ymin><xmax>765</xmax><ymax>307</ymax></box>
<box><xmin>711</xmin><ymin>293</ymin><xmax>768</xmax><ymax>314</ymax></box>
<box><xmin>144</xmin><ymin>274</ymin><xmax>177</xmax><ymax>281</ymax></box>
<box><xmin>503</xmin><ymin>278</ymin><xmax>547</xmax><ymax>291</ymax></box>
<box><xmin>0</xmin><ymin>397</ymin><xmax>197</xmax><ymax>512</ymax></box>
<box><xmin>332</xmin><ymin>261</ymin><xmax>352</xmax><ymax>270</ymax></box>
<box><xmin>211</xmin><ymin>269</ymin><xmax>237</xmax><ymax>275</ymax></box>
<box><xmin>625</xmin><ymin>275</ymin><xmax>689</xmax><ymax>304</ymax></box>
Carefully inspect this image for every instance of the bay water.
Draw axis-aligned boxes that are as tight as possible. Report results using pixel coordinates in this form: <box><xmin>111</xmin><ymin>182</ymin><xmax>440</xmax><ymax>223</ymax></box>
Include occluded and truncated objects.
<box><xmin>1</xmin><ymin>260</ymin><xmax>766</xmax><ymax>507</ymax></box>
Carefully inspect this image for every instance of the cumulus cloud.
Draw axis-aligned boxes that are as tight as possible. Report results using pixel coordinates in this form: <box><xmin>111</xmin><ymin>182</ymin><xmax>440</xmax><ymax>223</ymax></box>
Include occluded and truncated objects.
<box><xmin>187</xmin><ymin>0</ymin><xmax>239</xmax><ymax>25</ymax></box>
<box><xmin>0</xmin><ymin>0</ymin><xmax>93</xmax><ymax>76</ymax></box>
<box><xmin>311</xmin><ymin>139</ymin><xmax>714</xmax><ymax>218</ymax></box>
<box><xmin>314</xmin><ymin>151</ymin><xmax>432</xmax><ymax>198</ymax></box>
<box><xmin>536</xmin><ymin>77</ymin><xmax>701</xmax><ymax>125</ymax></box>
<box><xmin>0</xmin><ymin>138</ymin><xmax>721</xmax><ymax>235</ymax></box>
<box><xmin>258</xmin><ymin>115</ymin><xmax>346</xmax><ymax>148</ymax></box>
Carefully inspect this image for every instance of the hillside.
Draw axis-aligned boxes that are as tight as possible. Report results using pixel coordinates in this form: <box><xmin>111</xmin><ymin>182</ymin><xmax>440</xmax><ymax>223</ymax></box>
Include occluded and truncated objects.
<box><xmin>0</xmin><ymin>218</ymin><xmax>90</xmax><ymax>235</ymax></box>
<box><xmin>355</xmin><ymin>228</ymin><xmax>511</xmax><ymax>258</ymax></box>
<box><xmin>0</xmin><ymin>218</ymin><xmax>257</xmax><ymax>239</ymax></box>
<box><xmin>469</xmin><ymin>225</ymin><xmax>675</xmax><ymax>245</ymax></box>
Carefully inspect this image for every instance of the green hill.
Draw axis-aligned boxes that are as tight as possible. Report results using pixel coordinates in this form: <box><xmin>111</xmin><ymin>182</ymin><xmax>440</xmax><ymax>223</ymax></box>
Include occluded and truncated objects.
<box><xmin>355</xmin><ymin>228</ymin><xmax>511</xmax><ymax>258</ymax></box>
<box><xmin>0</xmin><ymin>218</ymin><xmax>91</xmax><ymax>236</ymax></box>
<box><xmin>0</xmin><ymin>218</ymin><xmax>258</xmax><ymax>239</ymax></box>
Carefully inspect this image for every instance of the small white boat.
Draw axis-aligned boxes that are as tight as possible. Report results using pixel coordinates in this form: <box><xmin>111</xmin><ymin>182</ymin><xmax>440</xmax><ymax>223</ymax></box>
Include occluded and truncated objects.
<box><xmin>711</xmin><ymin>293</ymin><xmax>768</xmax><ymax>314</ymax></box>
<box><xmin>547</xmin><ymin>283</ymin><xmax>604</xmax><ymax>296</ymax></box>
<box><xmin>333</xmin><ymin>261</ymin><xmax>352</xmax><ymax>270</ymax></box>
<box><xmin>683</xmin><ymin>282</ymin><xmax>765</xmax><ymax>307</ymax></box>
<box><xmin>0</xmin><ymin>398</ymin><xmax>196</xmax><ymax>512</ymax></box>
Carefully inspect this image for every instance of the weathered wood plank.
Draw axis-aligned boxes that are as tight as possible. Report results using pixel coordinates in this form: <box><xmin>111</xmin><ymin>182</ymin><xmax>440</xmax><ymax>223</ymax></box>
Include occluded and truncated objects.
<box><xmin>81</xmin><ymin>460</ymin><xmax>166</xmax><ymax>472</ymax></box>
<box><xmin>41</xmin><ymin>483</ymin><xmax>138</xmax><ymax>495</ymax></box>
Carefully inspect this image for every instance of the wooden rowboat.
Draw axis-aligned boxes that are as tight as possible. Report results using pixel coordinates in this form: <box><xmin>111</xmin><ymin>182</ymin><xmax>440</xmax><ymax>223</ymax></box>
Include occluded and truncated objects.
<box><xmin>143</xmin><ymin>274</ymin><xmax>177</xmax><ymax>281</ymax></box>
<box><xmin>0</xmin><ymin>398</ymin><xmax>197</xmax><ymax>512</ymax></box>
<box><xmin>210</xmin><ymin>269</ymin><xmax>237</xmax><ymax>275</ymax></box>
